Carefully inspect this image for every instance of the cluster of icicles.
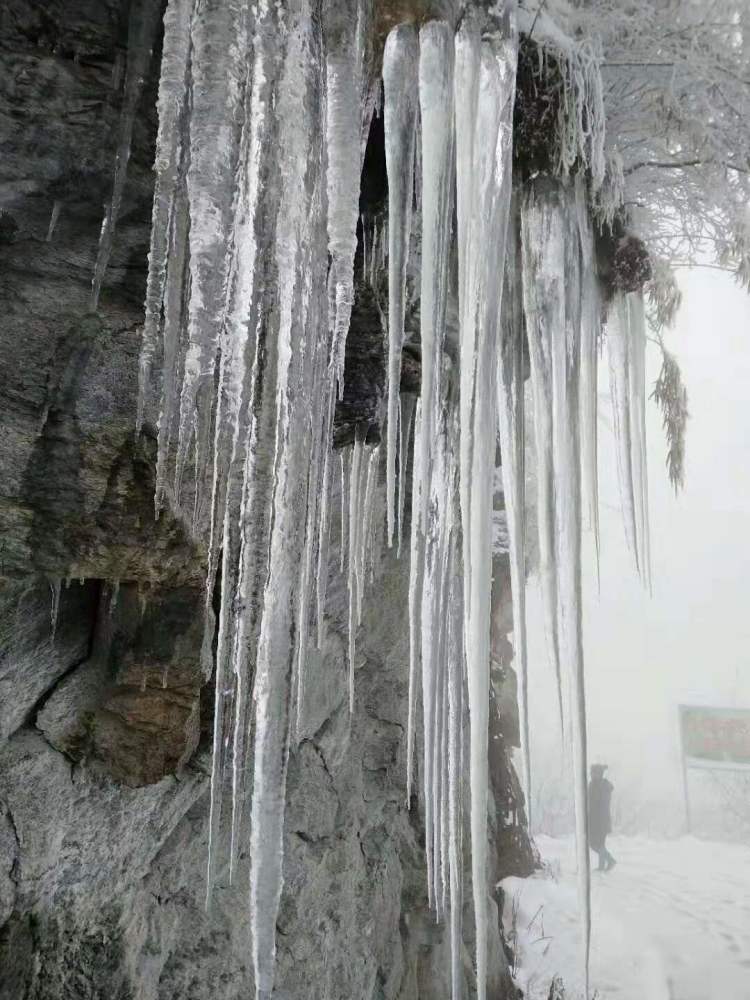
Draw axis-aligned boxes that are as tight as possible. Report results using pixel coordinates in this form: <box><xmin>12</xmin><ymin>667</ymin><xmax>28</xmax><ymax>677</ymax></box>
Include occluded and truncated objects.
<box><xmin>85</xmin><ymin>0</ymin><xmax>650</xmax><ymax>997</ymax></box>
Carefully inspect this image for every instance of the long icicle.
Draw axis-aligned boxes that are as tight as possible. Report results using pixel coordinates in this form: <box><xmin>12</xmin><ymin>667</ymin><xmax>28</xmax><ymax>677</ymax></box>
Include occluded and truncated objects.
<box><xmin>575</xmin><ymin>176</ymin><xmax>601</xmax><ymax>582</ymax></box>
<box><xmin>417</xmin><ymin>17</ymin><xmax>455</xmax><ymax>555</ymax></box>
<box><xmin>406</xmin><ymin>399</ymin><xmax>423</xmax><ymax>805</ymax></box>
<box><xmin>249</xmin><ymin>6</ymin><xmax>328</xmax><ymax>992</ymax></box>
<box><xmin>555</xmin><ymin>188</ymin><xmax>591</xmax><ymax>1000</ymax></box>
<box><xmin>446</xmin><ymin>522</ymin><xmax>464</xmax><ymax>1000</ymax></box>
<box><xmin>496</xmin><ymin>198</ymin><xmax>531</xmax><ymax>823</ymax></box>
<box><xmin>521</xmin><ymin>191</ymin><xmax>564</xmax><ymax>733</ymax></box>
<box><xmin>137</xmin><ymin>0</ymin><xmax>194</xmax><ymax>431</ymax></box>
<box><xmin>607</xmin><ymin>292</ymin><xmax>638</xmax><ymax>569</ymax></box>
<box><xmin>382</xmin><ymin>25</ymin><xmax>418</xmax><ymax>547</ymax></box>
<box><xmin>523</xmin><ymin>180</ymin><xmax>591</xmax><ymax>998</ymax></box>
<box><xmin>627</xmin><ymin>291</ymin><xmax>652</xmax><ymax>588</ymax></box>
<box><xmin>458</xmin><ymin>25</ymin><xmax>517</xmax><ymax>1000</ymax></box>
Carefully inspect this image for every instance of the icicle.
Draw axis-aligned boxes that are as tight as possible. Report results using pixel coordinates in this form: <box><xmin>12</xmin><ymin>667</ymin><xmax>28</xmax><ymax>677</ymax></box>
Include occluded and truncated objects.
<box><xmin>153</xmin><ymin>158</ymin><xmax>191</xmax><ymax>513</ymax></box>
<box><xmin>627</xmin><ymin>291</ymin><xmax>651</xmax><ymax>588</ymax></box>
<box><xmin>382</xmin><ymin>25</ymin><xmax>418</xmax><ymax>547</ymax></box>
<box><xmin>248</xmin><ymin>9</ymin><xmax>328</xmax><ymax>994</ymax></box>
<box><xmin>575</xmin><ymin>177</ymin><xmax>601</xmax><ymax>581</ymax></box>
<box><xmin>347</xmin><ymin>430</ymin><xmax>365</xmax><ymax>712</ymax></box>
<box><xmin>315</xmin><ymin>388</ymin><xmax>336</xmax><ymax>648</ymax></box>
<box><xmin>359</xmin><ymin>445</ymin><xmax>379</xmax><ymax>624</ymax></box>
<box><xmin>496</xmin><ymin>201</ymin><xmax>531</xmax><ymax>822</ymax></box>
<box><xmin>295</xmin><ymin>363</ymin><xmax>330</xmax><ymax>739</ymax></box>
<box><xmin>138</xmin><ymin>0</ymin><xmax>194</xmax><ymax>433</ymax></box>
<box><xmin>173</xmin><ymin>0</ymin><xmax>249</xmax><ymax>501</ymax></box>
<box><xmin>396</xmin><ymin>392</ymin><xmax>416</xmax><ymax>558</ymax></box>
<box><xmin>417</xmin><ymin>17</ymin><xmax>455</xmax><ymax>551</ymax></box>
<box><xmin>109</xmin><ymin>579</ymin><xmax>120</xmax><ymax>617</ymax></box>
<box><xmin>522</xmin><ymin>181</ymin><xmax>591</xmax><ymax>998</ymax></box>
<box><xmin>339</xmin><ymin>448</ymin><xmax>350</xmax><ymax>575</ymax></box>
<box><xmin>406</xmin><ymin>399</ymin><xmax>423</xmax><ymax>806</ymax></box>
<box><xmin>46</xmin><ymin>200</ymin><xmax>62</xmax><ymax>242</ymax></box>
<box><xmin>325</xmin><ymin>0</ymin><xmax>369</xmax><ymax>392</ymax></box>
<box><xmin>446</xmin><ymin>534</ymin><xmax>464</xmax><ymax>1000</ymax></box>
<box><xmin>49</xmin><ymin>579</ymin><xmax>61</xmax><ymax>639</ymax></box>
<box><xmin>455</xmin><ymin>20</ymin><xmax>517</xmax><ymax>999</ymax></box>
<box><xmin>607</xmin><ymin>293</ymin><xmax>638</xmax><ymax>567</ymax></box>
<box><xmin>521</xmin><ymin>193</ymin><xmax>564</xmax><ymax>731</ymax></box>
<box><xmin>91</xmin><ymin>0</ymin><xmax>162</xmax><ymax>311</ymax></box>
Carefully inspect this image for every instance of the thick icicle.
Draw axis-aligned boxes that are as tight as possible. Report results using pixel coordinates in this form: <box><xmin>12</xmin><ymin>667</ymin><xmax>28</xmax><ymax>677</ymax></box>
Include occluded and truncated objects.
<box><xmin>325</xmin><ymin>0</ymin><xmax>370</xmax><ymax>391</ymax></box>
<box><xmin>248</xmin><ymin>11</ymin><xmax>328</xmax><ymax>995</ymax></box>
<box><xmin>91</xmin><ymin>0</ymin><xmax>162</xmax><ymax>311</ymax></box>
<box><xmin>456</xmin><ymin>22</ymin><xmax>517</xmax><ymax>1000</ymax></box>
<box><xmin>575</xmin><ymin>177</ymin><xmax>601</xmax><ymax>577</ymax></box>
<box><xmin>205</xmin><ymin>4</ymin><xmax>281</xmax><ymax>893</ymax></box>
<box><xmin>137</xmin><ymin>0</ymin><xmax>194</xmax><ymax>432</ymax></box>
<box><xmin>521</xmin><ymin>194</ymin><xmax>564</xmax><ymax>730</ymax></box>
<box><xmin>417</xmin><ymin>17</ymin><xmax>455</xmax><ymax>555</ymax></box>
<box><xmin>496</xmin><ymin>203</ymin><xmax>531</xmax><ymax>822</ymax></box>
<box><xmin>382</xmin><ymin>25</ymin><xmax>418</xmax><ymax>547</ymax></box>
<box><xmin>173</xmin><ymin>0</ymin><xmax>248</xmax><ymax>501</ymax></box>
<box><xmin>522</xmin><ymin>182</ymin><xmax>591</xmax><ymax>997</ymax></box>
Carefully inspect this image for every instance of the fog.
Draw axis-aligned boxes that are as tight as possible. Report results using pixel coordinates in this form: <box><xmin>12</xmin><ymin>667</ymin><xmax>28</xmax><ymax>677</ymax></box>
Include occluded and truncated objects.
<box><xmin>526</xmin><ymin>266</ymin><xmax>750</xmax><ymax>837</ymax></box>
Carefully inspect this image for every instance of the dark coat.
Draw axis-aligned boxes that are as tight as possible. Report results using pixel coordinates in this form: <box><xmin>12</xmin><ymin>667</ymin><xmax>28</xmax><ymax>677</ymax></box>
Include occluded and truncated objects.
<box><xmin>588</xmin><ymin>776</ymin><xmax>613</xmax><ymax>850</ymax></box>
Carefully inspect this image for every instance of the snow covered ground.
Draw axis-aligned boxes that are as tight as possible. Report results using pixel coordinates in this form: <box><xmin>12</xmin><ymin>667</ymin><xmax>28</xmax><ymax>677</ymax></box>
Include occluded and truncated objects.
<box><xmin>501</xmin><ymin>834</ymin><xmax>750</xmax><ymax>1000</ymax></box>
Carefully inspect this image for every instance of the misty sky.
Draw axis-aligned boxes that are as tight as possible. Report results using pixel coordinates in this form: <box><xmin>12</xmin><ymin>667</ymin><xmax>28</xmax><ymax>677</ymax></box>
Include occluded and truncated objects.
<box><xmin>526</xmin><ymin>267</ymin><xmax>750</xmax><ymax>817</ymax></box>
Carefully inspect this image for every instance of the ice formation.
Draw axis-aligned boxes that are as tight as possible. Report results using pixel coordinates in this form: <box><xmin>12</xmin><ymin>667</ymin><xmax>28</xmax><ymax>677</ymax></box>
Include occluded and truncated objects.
<box><xmin>134</xmin><ymin>1</ymin><xmax>645</xmax><ymax>996</ymax></box>
<box><xmin>607</xmin><ymin>291</ymin><xmax>652</xmax><ymax>584</ymax></box>
<box><xmin>91</xmin><ymin>0</ymin><xmax>163</xmax><ymax>312</ymax></box>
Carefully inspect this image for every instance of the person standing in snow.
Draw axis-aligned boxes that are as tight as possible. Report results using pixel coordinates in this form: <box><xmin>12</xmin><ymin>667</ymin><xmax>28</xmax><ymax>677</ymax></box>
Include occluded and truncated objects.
<box><xmin>588</xmin><ymin>763</ymin><xmax>616</xmax><ymax>871</ymax></box>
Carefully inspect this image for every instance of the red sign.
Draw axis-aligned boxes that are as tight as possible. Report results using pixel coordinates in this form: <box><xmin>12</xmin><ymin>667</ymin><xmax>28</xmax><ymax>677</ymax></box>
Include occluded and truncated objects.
<box><xmin>680</xmin><ymin>706</ymin><xmax>750</xmax><ymax>771</ymax></box>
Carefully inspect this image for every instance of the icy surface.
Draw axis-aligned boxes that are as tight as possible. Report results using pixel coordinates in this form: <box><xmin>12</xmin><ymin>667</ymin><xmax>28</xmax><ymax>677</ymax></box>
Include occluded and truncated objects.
<box><xmin>503</xmin><ymin>835</ymin><xmax>750</xmax><ymax>1000</ymax></box>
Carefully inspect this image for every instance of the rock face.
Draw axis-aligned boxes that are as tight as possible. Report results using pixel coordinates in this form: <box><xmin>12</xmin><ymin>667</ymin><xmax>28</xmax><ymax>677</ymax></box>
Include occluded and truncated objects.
<box><xmin>0</xmin><ymin>2</ymin><xmax>534</xmax><ymax>997</ymax></box>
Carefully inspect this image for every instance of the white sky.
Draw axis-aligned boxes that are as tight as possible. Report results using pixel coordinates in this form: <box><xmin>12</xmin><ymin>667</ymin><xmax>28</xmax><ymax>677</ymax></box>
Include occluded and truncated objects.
<box><xmin>526</xmin><ymin>267</ymin><xmax>750</xmax><ymax>816</ymax></box>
